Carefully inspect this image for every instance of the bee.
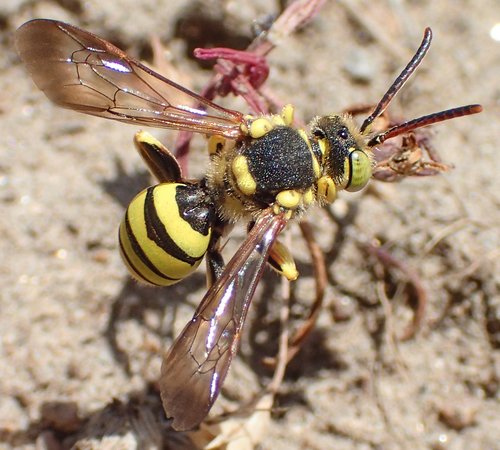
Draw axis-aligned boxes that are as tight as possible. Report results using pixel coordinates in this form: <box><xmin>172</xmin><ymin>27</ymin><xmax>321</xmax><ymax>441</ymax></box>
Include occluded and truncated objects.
<box><xmin>15</xmin><ymin>19</ymin><xmax>482</xmax><ymax>431</ymax></box>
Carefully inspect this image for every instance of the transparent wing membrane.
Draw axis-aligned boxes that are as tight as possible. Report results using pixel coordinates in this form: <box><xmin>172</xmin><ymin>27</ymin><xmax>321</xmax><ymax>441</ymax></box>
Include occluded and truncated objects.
<box><xmin>160</xmin><ymin>210</ymin><xmax>288</xmax><ymax>431</ymax></box>
<box><xmin>15</xmin><ymin>20</ymin><xmax>244</xmax><ymax>138</ymax></box>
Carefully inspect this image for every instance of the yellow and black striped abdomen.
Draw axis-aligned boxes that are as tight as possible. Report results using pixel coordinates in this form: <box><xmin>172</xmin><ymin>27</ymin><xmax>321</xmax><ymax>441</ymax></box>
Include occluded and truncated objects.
<box><xmin>119</xmin><ymin>183</ymin><xmax>214</xmax><ymax>286</ymax></box>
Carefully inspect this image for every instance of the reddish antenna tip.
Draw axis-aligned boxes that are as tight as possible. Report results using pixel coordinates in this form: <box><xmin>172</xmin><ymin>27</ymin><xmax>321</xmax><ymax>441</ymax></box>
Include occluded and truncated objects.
<box><xmin>469</xmin><ymin>104</ymin><xmax>483</xmax><ymax>114</ymax></box>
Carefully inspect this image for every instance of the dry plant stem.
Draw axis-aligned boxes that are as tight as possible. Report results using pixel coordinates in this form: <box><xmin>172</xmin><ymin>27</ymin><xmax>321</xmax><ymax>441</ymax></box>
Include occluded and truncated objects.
<box><xmin>267</xmin><ymin>232</ymin><xmax>292</xmax><ymax>394</ymax></box>
<box><xmin>195</xmin><ymin>52</ymin><xmax>269</xmax><ymax>114</ymax></box>
<box><xmin>175</xmin><ymin>0</ymin><xmax>326</xmax><ymax>167</ymax></box>
<box><xmin>343</xmin><ymin>103</ymin><xmax>453</xmax><ymax>181</ymax></box>
<box><xmin>282</xmin><ymin>220</ymin><xmax>327</xmax><ymax>361</ymax></box>
<box><xmin>423</xmin><ymin>217</ymin><xmax>473</xmax><ymax>255</ymax></box>
<box><xmin>375</xmin><ymin>280</ymin><xmax>407</xmax><ymax>369</ymax></box>
<box><xmin>198</xmin><ymin>254</ymin><xmax>291</xmax><ymax>428</ymax></box>
<box><xmin>286</xmin><ymin>220</ymin><xmax>327</xmax><ymax>361</ymax></box>
<box><xmin>361</xmin><ymin>242</ymin><xmax>427</xmax><ymax>340</ymax></box>
<box><xmin>372</xmin><ymin>140</ymin><xmax>452</xmax><ymax>181</ymax></box>
<box><xmin>262</xmin><ymin>220</ymin><xmax>327</xmax><ymax>368</ymax></box>
<box><xmin>262</xmin><ymin>0</ymin><xmax>327</xmax><ymax>52</ymax></box>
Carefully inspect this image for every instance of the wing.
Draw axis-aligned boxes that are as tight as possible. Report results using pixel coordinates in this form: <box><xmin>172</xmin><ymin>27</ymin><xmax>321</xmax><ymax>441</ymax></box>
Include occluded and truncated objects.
<box><xmin>15</xmin><ymin>19</ymin><xmax>244</xmax><ymax>139</ymax></box>
<box><xmin>160</xmin><ymin>209</ymin><xmax>288</xmax><ymax>431</ymax></box>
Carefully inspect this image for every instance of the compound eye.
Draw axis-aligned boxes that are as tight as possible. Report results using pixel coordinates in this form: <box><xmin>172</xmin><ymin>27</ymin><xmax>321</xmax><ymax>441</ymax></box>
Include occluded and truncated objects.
<box><xmin>345</xmin><ymin>150</ymin><xmax>372</xmax><ymax>192</ymax></box>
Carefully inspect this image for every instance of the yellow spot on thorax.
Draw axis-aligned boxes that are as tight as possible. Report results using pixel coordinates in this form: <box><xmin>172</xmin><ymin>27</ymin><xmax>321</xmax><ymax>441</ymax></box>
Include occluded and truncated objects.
<box><xmin>232</xmin><ymin>155</ymin><xmax>257</xmax><ymax>196</ymax></box>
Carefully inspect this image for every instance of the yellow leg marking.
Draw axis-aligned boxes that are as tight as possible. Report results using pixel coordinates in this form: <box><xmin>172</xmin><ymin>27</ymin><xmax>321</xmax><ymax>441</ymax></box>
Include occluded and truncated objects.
<box><xmin>270</xmin><ymin>239</ymin><xmax>299</xmax><ymax>281</ymax></box>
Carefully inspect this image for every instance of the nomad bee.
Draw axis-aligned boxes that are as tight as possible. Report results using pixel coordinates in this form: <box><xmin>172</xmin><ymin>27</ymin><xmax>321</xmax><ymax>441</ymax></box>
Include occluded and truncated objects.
<box><xmin>15</xmin><ymin>19</ymin><xmax>481</xmax><ymax>430</ymax></box>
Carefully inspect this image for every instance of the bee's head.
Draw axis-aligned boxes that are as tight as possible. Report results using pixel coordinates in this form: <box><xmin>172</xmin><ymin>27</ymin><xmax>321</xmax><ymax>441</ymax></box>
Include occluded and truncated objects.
<box><xmin>310</xmin><ymin>114</ymin><xmax>373</xmax><ymax>192</ymax></box>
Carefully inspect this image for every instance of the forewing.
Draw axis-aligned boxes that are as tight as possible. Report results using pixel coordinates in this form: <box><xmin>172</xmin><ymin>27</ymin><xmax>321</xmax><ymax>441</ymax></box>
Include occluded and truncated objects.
<box><xmin>15</xmin><ymin>19</ymin><xmax>244</xmax><ymax>139</ymax></box>
<box><xmin>160</xmin><ymin>210</ymin><xmax>288</xmax><ymax>431</ymax></box>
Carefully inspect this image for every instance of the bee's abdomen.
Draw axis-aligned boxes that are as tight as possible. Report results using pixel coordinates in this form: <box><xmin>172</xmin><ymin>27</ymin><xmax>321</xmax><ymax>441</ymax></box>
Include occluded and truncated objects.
<box><xmin>119</xmin><ymin>183</ymin><xmax>214</xmax><ymax>286</ymax></box>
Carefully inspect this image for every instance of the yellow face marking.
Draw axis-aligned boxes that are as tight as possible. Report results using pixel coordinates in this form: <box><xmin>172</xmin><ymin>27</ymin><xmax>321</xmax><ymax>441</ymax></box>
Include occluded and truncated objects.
<box><xmin>317</xmin><ymin>176</ymin><xmax>336</xmax><ymax>204</ymax></box>
<box><xmin>249</xmin><ymin>118</ymin><xmax>273</xmax><ymax>138</ymax></box>
<box><xmin>317</xmin><ymin>138</ymin><xmax>328</xmax><ymax>159</ymax></box>
<box><xmin>232</xmin><ymin>155</ymin><xmax>257</xmax><ymax>196</ymax></box>
<box><xmin>276</xmin><ymin>189</ymin><xmax>301</xmax><ymax>209</ymax></box>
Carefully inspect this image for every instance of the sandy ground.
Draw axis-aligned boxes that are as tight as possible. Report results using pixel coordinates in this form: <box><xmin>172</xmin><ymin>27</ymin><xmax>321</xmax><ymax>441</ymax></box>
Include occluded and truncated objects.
<box><xmin>1</xmin><ymin>0</ymin><xmax>500</xmax><ymax>449</ymax></box>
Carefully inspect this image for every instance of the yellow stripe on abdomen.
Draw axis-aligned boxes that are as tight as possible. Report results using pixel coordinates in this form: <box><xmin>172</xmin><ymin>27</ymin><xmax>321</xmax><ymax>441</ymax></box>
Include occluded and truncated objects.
<box><xmin>119</xmin><ymin>183</ymin><xmax>212</xmax><ymax>286</ymax></box>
